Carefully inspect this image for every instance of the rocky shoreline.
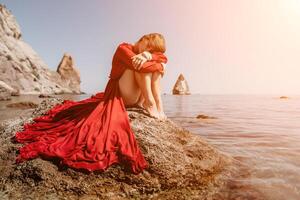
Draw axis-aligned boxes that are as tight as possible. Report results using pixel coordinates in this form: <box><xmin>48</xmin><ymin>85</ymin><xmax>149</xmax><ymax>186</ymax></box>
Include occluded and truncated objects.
<box><xmin>0</xmin><ymin>98</ymin><xmax>231</xmax><ymax>199</ymax></box>
<box><xmin>0</xmin><ymin>4</ymin><xmax>83</xmax><ymax>101</ymax></box>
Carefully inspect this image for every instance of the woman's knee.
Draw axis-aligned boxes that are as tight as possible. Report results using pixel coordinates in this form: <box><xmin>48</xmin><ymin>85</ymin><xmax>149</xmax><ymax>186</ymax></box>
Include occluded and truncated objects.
<box><xmin>134</xmin><ymin>71</ymin><xmax>152</xmax><ymax>82</ymax></box>
<box><xmin>151</xmin><ymin>72</ymin><xmax>161</xmax><ymax>87</ymax></box>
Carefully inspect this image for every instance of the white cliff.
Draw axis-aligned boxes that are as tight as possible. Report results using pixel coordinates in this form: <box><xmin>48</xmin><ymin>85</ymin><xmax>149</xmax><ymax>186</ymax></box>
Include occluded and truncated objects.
<box><xmin>0</xmin><ymin>4</ymin><xmax>82</xmax><ymax>100</ymax></box>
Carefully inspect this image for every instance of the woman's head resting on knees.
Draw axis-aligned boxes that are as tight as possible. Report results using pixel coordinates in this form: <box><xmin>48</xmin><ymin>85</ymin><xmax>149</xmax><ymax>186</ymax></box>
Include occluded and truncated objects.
<box><xmin>133</xmin><ymin>33</ymin><xmax>166</xmax><ymax>54</ymax></box>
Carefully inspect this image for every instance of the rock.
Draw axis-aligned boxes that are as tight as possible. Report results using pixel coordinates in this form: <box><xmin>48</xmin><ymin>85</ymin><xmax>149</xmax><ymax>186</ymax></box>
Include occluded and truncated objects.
<box><xmin>0</xmin><ymin>98</ymin><xmax>231</xmax><ymax>199</ymax></box>
<box><xmin>0</xmin><ymin>95</ymin><xmax>11</xmax><ymax>101</ymax></box>
<box><xmin>0</xmin><ymin>4</ymin><xmax>83</xmax><ymax>96</ymax></box>
<box><xmin>56</xmin><ymin>54</ymin><xmax>81</xmax><ymax>94</ymax></box>
<box><xmin>0</xmin><ymin>81</ymin><xmax>12</xmax><ymax>100</ymax></box>
<box><xmin>38</xmin><ymin>94</ymin><xmax>53</xmax><ymax>98</ymax></box>
<box><xmin>0</xmin><ymin>95</ymin><xmax>11</xmax><ymax>100</ymax></box>
<box><xmin>6</xmin><ymin>101</ymin><xmax>38</xmax><ymax>109</ymax></box>
<box><xmin>196</xmin><ymin>114</ymin><xmax>217</xmax><ymax>119</ymax></box>
<box><xmin>172</xmin><ymin>73</ymin><xmax>191</xmax><ymax>95</ymax></box>
<box><xmin>279</xmin><ymin>96</ymin><xmax>289</xmax><ymax>99</ymax></box>
<box><xmin>11</xmin><ymin>88</ymin><xmax>20</xmax><ymax>96</ymax></box>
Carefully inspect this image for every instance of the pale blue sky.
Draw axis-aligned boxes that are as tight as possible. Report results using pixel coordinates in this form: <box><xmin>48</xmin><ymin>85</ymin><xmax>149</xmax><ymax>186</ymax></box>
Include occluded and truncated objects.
<box><xmin>2</xmin><ymin>0</ymin><xmax>300</xmax><ymax>94</ymax></box>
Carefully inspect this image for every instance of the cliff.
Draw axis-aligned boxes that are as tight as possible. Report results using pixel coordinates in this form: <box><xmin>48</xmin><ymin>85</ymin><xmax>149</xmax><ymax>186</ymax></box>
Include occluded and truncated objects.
<box><xmin>0</xmin><ymin>98</ymin><xmax>231</xmax><ymax>199</ymax></box>
<box><xmin>0</xmin><ymin>4</ymin><xmax>82</xmax><ymax>99</ymax></box>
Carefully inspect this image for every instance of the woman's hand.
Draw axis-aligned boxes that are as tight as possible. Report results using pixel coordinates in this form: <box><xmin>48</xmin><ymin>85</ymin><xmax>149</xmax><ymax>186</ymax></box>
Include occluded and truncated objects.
<box><xmin>131</xmin><ymin>51</ymin><xmax>152</xmax><ymax>70</ymax></box>
<box><xmin>141</xmin><ymin>51</ymin><xmax>152</xmax><ymax>60</ymax></box>
<box><xmin>131</xmin><ymin>54</ymin><xmax>147</xmax><ymax>70</ymax></box>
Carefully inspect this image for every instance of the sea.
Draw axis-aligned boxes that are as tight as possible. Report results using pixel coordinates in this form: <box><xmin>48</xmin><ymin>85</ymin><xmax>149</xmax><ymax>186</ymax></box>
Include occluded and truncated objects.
<box><xmin>1</xmin><ymin>94</ymin><xmax>299</xmax><ymax>200</ymax></box>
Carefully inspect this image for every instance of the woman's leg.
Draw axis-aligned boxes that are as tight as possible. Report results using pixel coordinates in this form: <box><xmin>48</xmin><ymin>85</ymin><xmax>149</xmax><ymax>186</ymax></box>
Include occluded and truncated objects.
<box><xmin>135</xmin><ymin>93</ymin><xmax>145</xmax><ymax>108</ymax></box>
<box><xmin>134</xmin><ymin>71</ymin><xmax>160</xmax><ymax>118</ymax></box>
<box><xmin>118</xmin><ymin>69</ymin><xmax>142</xmax><ymax>107</ymax></box>
<box><xmin>151</xmin><ymin>72</ymin><xmax>167</xmax><ymax>120</ymax></box>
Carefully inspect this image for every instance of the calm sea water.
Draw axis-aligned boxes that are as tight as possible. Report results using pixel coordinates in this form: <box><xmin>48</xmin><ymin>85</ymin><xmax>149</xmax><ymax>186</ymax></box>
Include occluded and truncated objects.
<box><xmin>162</xmin><ymin>94</ymin><xmax>300</xmax><ymax>200</ymax></box>
<box><xmin>1</xmin><ymin>94</ymin><xmax>299</xmax><ymax>199</ymax></box>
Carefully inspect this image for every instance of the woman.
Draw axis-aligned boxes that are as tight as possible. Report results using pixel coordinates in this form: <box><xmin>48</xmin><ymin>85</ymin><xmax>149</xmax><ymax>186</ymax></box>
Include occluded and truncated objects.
<box><xmin>119</xmin><ymin>33</ymin><xmax>167</xmax><ymax>120</ymax></box>
<box><xmin>14</xmin><ymin>33</ymin><xmax>168</xmax><ymax>174</ymax></box>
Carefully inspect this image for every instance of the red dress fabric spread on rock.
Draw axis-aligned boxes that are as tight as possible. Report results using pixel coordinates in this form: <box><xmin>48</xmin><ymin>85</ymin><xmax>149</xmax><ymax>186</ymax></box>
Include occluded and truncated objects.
<box><xmin>14</xmin><ymin>42</ymin><xmax>168</xmax><ymax>174</ymax></box>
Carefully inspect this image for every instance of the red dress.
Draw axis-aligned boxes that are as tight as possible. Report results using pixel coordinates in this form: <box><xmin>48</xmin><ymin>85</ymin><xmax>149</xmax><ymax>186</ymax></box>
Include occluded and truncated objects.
<box><xmin>14</xmin><ymin>42</ymin><xmax>168</xmax><ymax>174</ymax></box>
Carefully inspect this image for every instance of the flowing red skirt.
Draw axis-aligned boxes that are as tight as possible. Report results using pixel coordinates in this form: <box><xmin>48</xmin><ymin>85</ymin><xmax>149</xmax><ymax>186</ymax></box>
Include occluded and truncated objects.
<box><xmin>14</xmin><ymin>78</ymin><xmax>148</xmax><ymax>174</ymax></box>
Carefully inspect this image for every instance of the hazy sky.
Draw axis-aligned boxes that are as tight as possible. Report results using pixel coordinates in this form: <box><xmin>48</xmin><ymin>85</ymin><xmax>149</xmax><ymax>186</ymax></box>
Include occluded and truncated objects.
<box><xmin>2</xmin><ymin>0</ymin><xmax>300</xmax><ymax>94</ymax></box>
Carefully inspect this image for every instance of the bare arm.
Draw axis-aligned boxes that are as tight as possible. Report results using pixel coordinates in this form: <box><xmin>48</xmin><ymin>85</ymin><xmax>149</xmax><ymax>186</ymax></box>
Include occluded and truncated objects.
<box><xmin>113</xmin><ymin>43</ymin><xmax>168</xmax><ymax>71</ymax></box>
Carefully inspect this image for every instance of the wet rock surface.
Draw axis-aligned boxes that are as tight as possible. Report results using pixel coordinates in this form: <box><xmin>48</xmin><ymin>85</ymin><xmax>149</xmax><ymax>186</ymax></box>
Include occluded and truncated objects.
<box><xmin>0</xmin><ymin>98</ymin><xmax>231</xmax><ymax>199</ymax></box>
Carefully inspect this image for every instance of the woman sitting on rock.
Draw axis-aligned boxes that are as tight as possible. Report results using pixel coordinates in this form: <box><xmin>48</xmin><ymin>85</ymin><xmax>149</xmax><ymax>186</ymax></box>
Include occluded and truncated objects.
<box><xmin>118</xmin><ymin>33</ymin><xmax>167</xmax><ymax>120</ymax></box>
<box><xmin>14</xmin><ymin>33</ymin><xmax>168</xmax><ymax>174</ymax></box>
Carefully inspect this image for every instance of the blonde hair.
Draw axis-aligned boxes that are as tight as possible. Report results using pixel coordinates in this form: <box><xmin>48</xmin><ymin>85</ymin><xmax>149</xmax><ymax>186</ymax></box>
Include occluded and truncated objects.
<box><xmin>133</xmin><ymin>33</ymin><xmax>166</xmax><ymax>54</ymax></box>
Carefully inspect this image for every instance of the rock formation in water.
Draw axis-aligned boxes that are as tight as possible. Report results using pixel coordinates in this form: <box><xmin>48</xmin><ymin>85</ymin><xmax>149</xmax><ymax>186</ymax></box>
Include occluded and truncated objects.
<box><xmin>172</xmin><ymin>73</ymin><xmax>191</xmax><ymax>95</ymax></box>
<box><xmin>56</xmin><ymin>53</ymin><xmax>81</xmax><ymax>94</ymax></box>
<box><xmin>279</xmin><ymin>96</ymin><xmax>289</xmax><ymax>99</ymax></box>
<box><xmin>196</xmin><ymin>114</ymin><xmax>217</xmax><ymax>120</ymax></box>
<box><xmin>6</xmin><ymin>101</ymin><xmax>38</xmax><ymax>109</ymax></box>
<box><xmin>0</xmin><ymin>4</ymin><xmax>82</xmax><ymax>99</ymax></box>
<box><xmin>0</xmin><ymin>98</ymin><xmax>230</xmax><ymax>199</ymax></box>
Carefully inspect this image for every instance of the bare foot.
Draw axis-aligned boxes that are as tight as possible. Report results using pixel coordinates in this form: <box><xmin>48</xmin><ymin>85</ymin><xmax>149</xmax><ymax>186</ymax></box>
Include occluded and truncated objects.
<box><xmin>143</xmin><ymin>101</ymin><xmax>160</xmax><ymax>119</ymax></box>
<box><xmin>136</xmin><ymin>101</ymin><xmax>144</xmax><ymax>109</ymax></box>
<box><xmin>132</xmin><ymin>102</ymin><xmax>144</xmax><ymax>109</ymax></box>
<box><xmin>158</xmin><ymin>111</ymin><xmax>167</xmax><ymax>121</ymax></box>
<box><xmin>135</xmin><ymin>94</ymin><xmax>145</xmax><ymax>109</ymax></box>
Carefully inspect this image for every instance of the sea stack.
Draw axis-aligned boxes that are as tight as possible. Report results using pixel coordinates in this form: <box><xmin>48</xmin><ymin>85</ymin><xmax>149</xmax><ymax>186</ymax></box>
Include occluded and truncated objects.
<box><xmin>172</xmin><ymin>73</ymin><xmax>191</xmax><ymax>95</ymax></box>
<box><xmin>0</xmin><ymin>4</ymin><xmax>83</xmax><ymax>98</ymax></box>
<box><xmin>56</xmin><ymin>54</ymin><xmax>81</xmax><ymax>94</ymax></box>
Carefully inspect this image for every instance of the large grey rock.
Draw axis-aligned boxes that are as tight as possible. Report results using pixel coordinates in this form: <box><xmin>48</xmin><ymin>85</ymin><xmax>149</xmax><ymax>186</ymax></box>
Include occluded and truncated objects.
<box><xmin>172</xmin><ymin>73</ymin><xmax>191</xmax><ymax>95</ymax></box>
<box><xmin>0</xmin><ymin>98</ymin><xmax>231</xmax><ymax>199</ymax></box>
<box><xmin>0</xmin><ymin>4</ymin><xmax>82</xmax><ymax>98</ymax></box>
